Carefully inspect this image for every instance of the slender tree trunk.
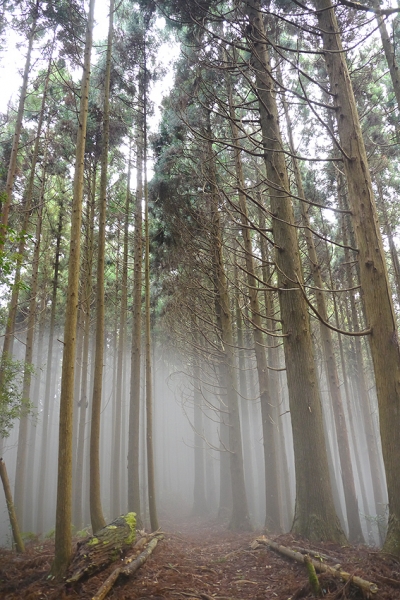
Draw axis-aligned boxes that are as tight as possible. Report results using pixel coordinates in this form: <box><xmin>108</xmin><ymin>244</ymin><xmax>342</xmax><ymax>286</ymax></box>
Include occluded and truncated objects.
<box><xmin>0</xmin><ymin>2</ymin><xmax>38</xmax><ymax>249</ymax></box>
<box><xmin>245</xmin><ymin>0</ymin><xmax>345</xmax><ymax>542</ymax></box>
<box><xmin>280</xmin><ymin>85</ymin><xmax>363</xmax><ymax>542</ymax></box>
<box><xmin>36</xmin><ymin>194</ymin><xmax>64</xmax><ymax>533</ymax></box>
<box><xmin>89</xmin><ymin>0</ymin><xmax>114</xmax><ymax>534</ymax></box>
<box><xmin>51</xmin><ymin>0</ymin><xmax>95</xmax><ymax>577</ymax></box>
<box><xmin>111</xmin><ymin>153</ymin><xmax>131</xmax><ymax>519</ymax></box>
<box><xmin>226</xmin><ymin>68</ymin><xmax>281</xmax><ymax>531</ymax></box>
<box><xmin>128</xmin><ymin>82</ymin><xmax>144</xmax><ymax>523</ymax></box>
<box><xmin>143</xmin><ymin>78</ymin><xmax>159</xmax><ymax>531</ymax></box>
<box><xmin>73</xmin><ymin>164</ymin><xmax>96</xmax><ymax>529</ymax></box>
<box><xmin>192</xmin><ymin>325</ymin><xmax>208</xmax><ymax>516</ymax></box>
<box><xmin>315</xmin><ymin>0</ymin><xmax>400</xmax><ymax>553</ymax></box>
<box><xmin>206</xmin><ymin>110</ymin><xmax>251</xmax><ymax>531</ymax></box>
<box><xmin>14</xmin><ymin>153</ymin><xmax>46</xmax><ymax>528</ymax></box>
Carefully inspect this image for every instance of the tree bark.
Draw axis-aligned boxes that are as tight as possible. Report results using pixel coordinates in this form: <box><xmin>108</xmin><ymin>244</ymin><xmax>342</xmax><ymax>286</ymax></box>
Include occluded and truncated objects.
<box><xmin>206</xmin><ymin>110</ymin><xmax>251</xmax><ymax>531</ymax></box>
<box><xmin>315</xmin><ymin>0</ymin><xmax>400</xmax><ymax>553</ymax></box>
<box><xmin>51</xmin><ymin>0</ymin><xmax>96</xmax><ymax>577</ymax></box>
<box><xmin>226</xmin><ymin>66</ymin><xmax>281</xmax><ymax>532</ymax></box>
<box><xmin>0</xmin><ymin>1</ymin><xmax>38</xmax><ymax>249</ymax></box>
<box><xmin>0</xmin><ymin>458</ymin><xmax>25</xmax><ymax>553</ymax></box>
<box><xmin>89</xmin><ymin>0</ymin><xmax>114</xmax><ymax>535</ymax></box>
<box><xmin>244</xmin><ymin>0</ymin><xmax>345</xmax><ymax>542</ymax></box>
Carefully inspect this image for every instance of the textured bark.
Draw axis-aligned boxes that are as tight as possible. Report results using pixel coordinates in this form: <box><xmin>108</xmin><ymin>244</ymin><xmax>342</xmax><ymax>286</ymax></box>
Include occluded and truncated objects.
<box><xmin>315</xmin><ymin>0</ymin><xmax>400</xmax><ymax>553</ymax></box>
<box><xmin>128</xmin><ymin>104</ymin><xmax>144</xmax><ymax>523</ymax></box>
<box><xmin>89</xmin><ymin>0</ymin><xmax>114</xmax><ymax>535</ymax></box>
<box><xmin>206</xmin><ymin>111</ymin><xmax>251</xmax><ymax>531</ymax></box>
<box><xmin>144</xmin><ymin>85</ymin><xmax>159</xmax><ymax>532</ymax></box>
<box><xmin>51</xmin><ymin>0</ymin><xmax>95</xmax><ymax>577</ymax></box>
<box><xmin>281</xmin><ymin>89</ymin><xmax>363</xmax><ymax>542</ymax></box>
<box><xmin>36</xmin><ymin>195</ymin><xmax>64</xmax><ymax>533</ymax></box>
<box><xmin>14</xmin><ymin>156</ymin><xmax>46</xmax><ymax>529</ymax></box>
<box><xmin>258</xmin><ymin>208</ymin><xmax>293</xmax><ymax>531</ymax></box>
<box><xmin>245</xmin><ymin>0</ymin><xmax>345</xmax><ymax>542</ymax></box>
<box><xmin>226</xmin><ymin>69</ymin><xmax>281</xmax><ymax>531</ymax></box>
<box><xmin>73</xmin><ymin>165</ymin><xmax>96</xmax><ymax>529</ymax></box>
<box><xmin>111</xmin><ymin>155</ymin><xmax>131</xmax><ymax>519</ymax></box>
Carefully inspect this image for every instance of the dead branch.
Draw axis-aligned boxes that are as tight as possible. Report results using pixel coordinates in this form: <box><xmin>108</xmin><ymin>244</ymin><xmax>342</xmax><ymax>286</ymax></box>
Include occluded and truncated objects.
<box><xmin>92</xmin><ymin>533</ymin><xmax>163</xmax><ymax>600</ymax></box>
<box><xmin>255</xmin><ymin>537</ymin><xmax>378</xmax><ymax>596</ymax></box>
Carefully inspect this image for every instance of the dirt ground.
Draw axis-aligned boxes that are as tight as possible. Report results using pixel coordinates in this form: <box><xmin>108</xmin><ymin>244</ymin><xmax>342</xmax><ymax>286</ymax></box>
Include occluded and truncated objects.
<box><xmin>0</xmin><ymin>517</ymin><xmax>399</xmax><ymax>599</ymax></box>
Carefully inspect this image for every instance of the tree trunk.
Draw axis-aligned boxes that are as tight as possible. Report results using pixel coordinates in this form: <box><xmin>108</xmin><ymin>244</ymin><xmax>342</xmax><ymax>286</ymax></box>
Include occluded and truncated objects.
<box><xmin>280</xmin><ymin>83</ymin><xmax>363</xmax><ymax>542</ymax></box>
<box><xmin>128</xmin><ymin>82</ymin><xmax>144</xmax><ymax>524</ymax></box>
<box><xmin>315</xmin><ymin>0</ymin><xmax>400</xmax><ymax>553</ymax></box>
<box><xmin>206</xmin><ymin>110</ymin><xmax>251</xmax><ymax>531</ymax></box>
<box><xmin>245</xmin><ymin>0</ymin><xmax>345</xmax><ymax>542</ymax></box>
<box><xmin>36</xmin><ymin>194</ymin><xmax>64</xmax><ymax>533</ymax></box>
<box><xmin>51</xmin><ymin>0</ymin><xmax>96</xmax><ymax>577</ymax></box>
<box><xmin>226</xmin><ymin>67</ymin><xmax>281</xmax><ymax>531</ymax></box>
<box><xmin>89</xmin><ymin>0</ymin><xmax>114</xmax><ymax>535</ymax></box>
<box><xmin>14</xmin><ymin>151</ymin><xmax>46</xmax><ymax>529</ymax></box>
<box><xmin>111</xmin><ymin>152</ymin><xmax>131</xmax><ymax>519</ymax></box>
<box><xmin>0</xmin><ymin>1</ymin><xmax>38</xmax><ymax>249</ymax></box>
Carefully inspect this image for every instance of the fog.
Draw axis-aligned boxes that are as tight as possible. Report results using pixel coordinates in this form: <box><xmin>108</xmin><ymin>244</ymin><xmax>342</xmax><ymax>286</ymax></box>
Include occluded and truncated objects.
<box><xmin>0</xmin><ymin>326</ymin><xmax>388</xmax><ymax>548</ymax></box>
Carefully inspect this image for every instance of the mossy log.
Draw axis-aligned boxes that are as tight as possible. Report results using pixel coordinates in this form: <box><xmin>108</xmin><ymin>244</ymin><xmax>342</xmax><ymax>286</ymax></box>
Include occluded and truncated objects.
<box><xmin>92</xmin><ymin>533</ymin><xmax>163</xmax><ymax>600</ymax></box>
<box><xmin>67</xmin><ymin>513</ymin><xmax>136</xmax><ymax>583</ymax></box>
<box><xmin>255</xmin><ymin>537</ymin><xmax>378</xmax><ymax>596</ymax></box>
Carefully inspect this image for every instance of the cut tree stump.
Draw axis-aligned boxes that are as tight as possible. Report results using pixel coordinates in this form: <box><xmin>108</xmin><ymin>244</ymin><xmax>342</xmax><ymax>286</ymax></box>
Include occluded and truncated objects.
<box><xmin>67</xmin><ymin>513</ymin><xmax>136</xmax><ymax>583</ymax></box>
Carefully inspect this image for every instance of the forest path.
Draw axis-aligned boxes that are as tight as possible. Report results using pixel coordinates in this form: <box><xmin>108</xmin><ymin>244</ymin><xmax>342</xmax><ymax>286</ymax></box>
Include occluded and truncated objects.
<box><xmin>0</xmin><ymin>516</ymin><xmax>398</xmax><ymax>599</ymax></box>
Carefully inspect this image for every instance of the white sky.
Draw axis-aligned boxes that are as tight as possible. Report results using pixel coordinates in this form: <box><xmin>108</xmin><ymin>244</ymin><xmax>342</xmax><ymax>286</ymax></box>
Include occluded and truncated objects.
<box><xmin>0</xmin><ymin>2</ymin><xmax>179</xmax><ymax>127</ymax></box>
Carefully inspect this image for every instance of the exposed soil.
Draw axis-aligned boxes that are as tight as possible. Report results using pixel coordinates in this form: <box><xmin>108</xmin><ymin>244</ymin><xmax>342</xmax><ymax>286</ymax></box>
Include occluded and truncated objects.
<box><xmin>0</xmin><ymin>517</ymin><xmax>399</xmax><ymax>599</ymax></box>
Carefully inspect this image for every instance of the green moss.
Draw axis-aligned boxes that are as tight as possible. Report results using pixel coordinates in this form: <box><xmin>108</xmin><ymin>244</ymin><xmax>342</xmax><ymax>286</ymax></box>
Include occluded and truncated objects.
<box><xmin>88</xmin><ymin>537</ymin><xmax>99</xmax><ymax>546</ymax></box>
<box><xmin>123</xmin><ymin>512</ymin><xmax>136</xmax><ymax>544</ymax></box>
<box><xmin>304</xmin><ymin>556</ymin><xmax>321</xmax><ymax>597</ymax></box>
<box><xmin>106</xmin><ymin>525</ymin><xmax>117</xmax><ymax>529</ymax></box>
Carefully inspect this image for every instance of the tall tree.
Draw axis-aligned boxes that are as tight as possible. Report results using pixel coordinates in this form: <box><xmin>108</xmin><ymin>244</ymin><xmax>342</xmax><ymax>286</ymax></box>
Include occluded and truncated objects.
<box><xmin>51</xmin><ymin>0</ymin><xmax>96</xmax><ymax>577</ymax></box>
<box><xmin>315</xmin><ymin>0</ymin><xmax>400</xmax><ymax>553</ymax></box>
<box><xmin>89</xmin><ymin>0</ymin><xmax>115</xmax><ymax>535</ymax></box>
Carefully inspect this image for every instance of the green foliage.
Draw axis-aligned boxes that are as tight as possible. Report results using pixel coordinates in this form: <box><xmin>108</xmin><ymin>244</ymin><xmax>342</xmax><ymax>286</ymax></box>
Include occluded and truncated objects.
<box><xmin>0</xmin><ymin>354</ymin><xmax>34</xmax><ymax>438</ymax></box>
<box><xmin>0</xmin><ymin>223</ymin><xmax>33</xmax><ymax>289</ymax></box>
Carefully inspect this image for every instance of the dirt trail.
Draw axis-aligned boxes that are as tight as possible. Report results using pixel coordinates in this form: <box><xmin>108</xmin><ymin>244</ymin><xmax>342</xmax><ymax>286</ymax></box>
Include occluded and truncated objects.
<box><xmin>0</xmin><ymin>517</ymin><xmax>399</xmax><ymax>599</ymax></box>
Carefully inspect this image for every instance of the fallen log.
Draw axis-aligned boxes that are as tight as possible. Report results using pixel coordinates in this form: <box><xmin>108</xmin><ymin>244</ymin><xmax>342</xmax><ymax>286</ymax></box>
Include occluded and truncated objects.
<box><xmin>67</xmin><ymin>513</ymin><xmax>136</xmax><ymax>583</ymax></box>
<box><xmin>255</xmin><ymin>537</ymin><xmax>378</xmax><ymax>596</ymax></box>
<box><xmin>92</xmin><ymin>533</ymin><xmax>163</xmax><ymax>600</ymax></box>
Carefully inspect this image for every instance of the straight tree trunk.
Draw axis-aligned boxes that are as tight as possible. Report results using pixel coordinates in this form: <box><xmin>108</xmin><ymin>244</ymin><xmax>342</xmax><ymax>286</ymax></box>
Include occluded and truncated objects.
<box><xmin>280</xmin><ymin>87</ymin><xmax>363</xmax><ymax>542</ymax></box>
<box><xmin>206</xmin><ymin>110</ymin><xmax>251</xmax><ymax>531</ymax></box>
<box><xmin>0</xmin><ymin>1</ymin><xmax>38</xmax><ymax>249</ymax></box>
<box><xmin>51</xmin><ymin>0</ymin><xmax>96</xmax><ymax>577</ymax></box>
<box><xmin>143</xmin><ymin>83</ymin><xmax>159</xmax><ymax>531</ymax></box>
<box><xmin>315</xmin><ymin>0</ymin><xmax>400</xmax><ymax>553</ymax></box>
<box><xmin>245</xmin><ymin>0</ymin><xmax>345</xmax><ymax>542</ymax></box>
<box><xmin>111</xmin><ymin>152</ymin><xmax>131</xmax><ymax>519</ymax></box>
<box><xmin>73</xmin><ymin>164</ymin><xmax>96</xmax><ymax>529</ymax></box>
<box><xmin>226</xmin><ymin>68</ymin><xmax>281</xmax><ymax>531</ymax></box>
<box><xmin>36</xmin><ymin>194</ymin><xmax>64</xmax><ymax>533</ymax></box>
<box><xmin>89</xmin><ymin>0</ymin><xmax>114</xmax><ymax>535</ymax></box>
<box><xmin>128</xmin><ymin>82</ymin><xmax>144</xmax><ymax>523</ymax></box>
<box><xmin>14</xmin><ymin>152</ymin><xmax>46</xmax><ymax>529</ymax></box>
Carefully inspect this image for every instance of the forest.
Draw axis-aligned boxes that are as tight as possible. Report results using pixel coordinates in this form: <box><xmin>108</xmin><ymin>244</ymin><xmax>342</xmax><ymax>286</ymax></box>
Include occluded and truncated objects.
<box><xmin>1</xmin><ymin>0</ymin><xmax>400</xmax><ymax>598</ymax></box>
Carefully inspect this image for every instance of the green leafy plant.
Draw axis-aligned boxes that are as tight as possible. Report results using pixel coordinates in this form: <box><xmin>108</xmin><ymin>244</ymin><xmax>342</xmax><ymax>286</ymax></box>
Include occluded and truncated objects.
<box><xmin>0</xmin><ymin>353</ymin><xmax>34</xmax><ymax>438</ymax></box>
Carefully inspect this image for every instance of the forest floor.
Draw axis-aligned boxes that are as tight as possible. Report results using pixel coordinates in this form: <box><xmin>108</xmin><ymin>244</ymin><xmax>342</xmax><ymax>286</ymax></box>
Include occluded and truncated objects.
<box><xmin>0</xmin><ymin>516</ymin><xmax>399</xmax><ymax>599</ymax></box>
